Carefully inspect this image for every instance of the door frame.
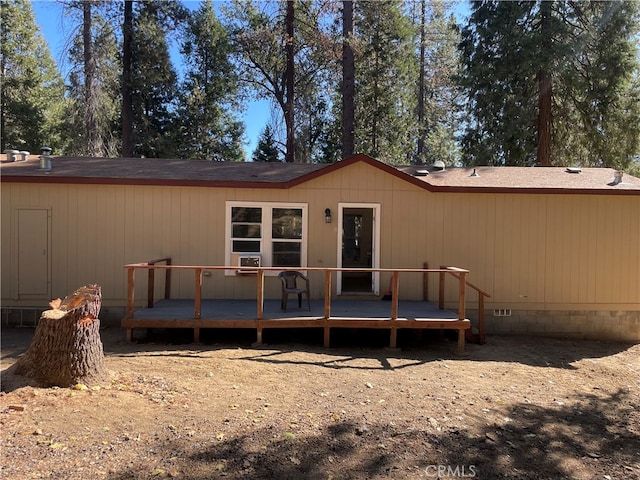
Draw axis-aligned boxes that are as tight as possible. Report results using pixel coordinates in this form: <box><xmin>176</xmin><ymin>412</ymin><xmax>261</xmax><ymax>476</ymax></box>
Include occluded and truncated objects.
<box><xmin>336</xmin><ymin>202</ymin><xmax>380</xmax><ymax>295</ymax></box>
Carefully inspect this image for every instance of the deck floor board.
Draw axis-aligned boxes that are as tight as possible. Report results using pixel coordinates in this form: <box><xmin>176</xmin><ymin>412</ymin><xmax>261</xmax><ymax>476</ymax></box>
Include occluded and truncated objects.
<box><xmin>129</xmin><ymin>299</ymin><xmax>460</xmax><ymax>321</ymax></box>
<box><xmin>122</xmin><ymin>299</ymin><xmax>470</xmax><ymax>352</ymax></box>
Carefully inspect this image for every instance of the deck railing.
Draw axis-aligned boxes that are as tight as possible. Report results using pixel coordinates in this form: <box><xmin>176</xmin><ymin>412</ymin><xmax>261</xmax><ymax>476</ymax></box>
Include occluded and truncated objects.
<box><xmin>124</xmin><ymin>260</ymin><xmax>488</xmax><ymax>338</ymax></box>
<box><xmin>145</xmin><ymin>257</ymin><xmax>172</xmax><ymax>308</ymax></box>
<box><xmin>439</xmin><ymin>265</ymin><xmax>491</xmax><ymax>344</ymax></box>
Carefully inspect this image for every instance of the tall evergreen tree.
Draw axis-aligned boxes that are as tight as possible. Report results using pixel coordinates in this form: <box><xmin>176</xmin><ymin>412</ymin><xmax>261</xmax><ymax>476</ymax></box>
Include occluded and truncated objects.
<box><xmin>411</xmin><ymin>0</ymin><xmax>461</xmax><ymax>166</ymax></box>
<box><xmin>252</xmin><ymin>125</ymin><xmax>281</xmax><ymax>162</ymax></box>
<box><xmin>129</xmin><ymin>0</ymin><xmax>185</xmax><ymax>158</ymax></box>
<box><xmin>353</xmin><ymin>0</ymin><xmax>418</xmax><ymax>165</ymax></box>
<box><xmin>341</xmin><ymin>0</ymin><xmax>355</xmax><ymax>159</ymax></box>
<box><xmin>0</xmin><ymin>0</ymin><xmax>66</xmax><ymax>153</ymax></box>
<box><xmin>65</xmin><ymin>2</ymin><xmax>121</xmax><ymax>157</ymax></box>
<box><xmin>459</xmin><ymin>0</ymin><xmax>640</xmax><ymax>168</ymax></box>
<box><xmin>122</xmin><ymin>0</ymin><xmax>134</xmax><ymax>157</ymax></box>
<box><xmin>178</xmin><ymin>0</ymin><xmax>244</xmax><ymax>162</ymax></box>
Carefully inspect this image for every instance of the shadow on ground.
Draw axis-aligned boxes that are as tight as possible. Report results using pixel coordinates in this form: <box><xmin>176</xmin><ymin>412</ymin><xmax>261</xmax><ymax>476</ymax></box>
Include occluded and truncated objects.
<box><xmin>105</xmin><ymin>388</ymin><xmax>639</xmax><ymax>480</ymax></box>
<box><xmin>1</xmin><ymin>326</ymin><xmax>636</xmax><ymax>371</ymax></box>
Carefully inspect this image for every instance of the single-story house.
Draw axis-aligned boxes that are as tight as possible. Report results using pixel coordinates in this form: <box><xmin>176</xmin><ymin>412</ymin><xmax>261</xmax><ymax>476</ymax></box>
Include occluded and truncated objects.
<box><xmin>1</xmin><ymin>153</ymin><xmax>639</xmax><ymax>341</ymax></box>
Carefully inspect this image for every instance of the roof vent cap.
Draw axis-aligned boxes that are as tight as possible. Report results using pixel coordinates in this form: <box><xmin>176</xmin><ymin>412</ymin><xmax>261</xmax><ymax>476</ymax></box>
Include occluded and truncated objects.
<box><xmin>609</xmin><ymin>170</ymin><xmax>624</xmax><ymax>185</ymax></box>
<box><xmin>414</xmin><ymin>169</ymin><xmax>429</xmax><ymax>176</ymax></box>
<box><xmin>566</xmin><ymin>167</ymin><xmax>582</xmax><ymax>174</ymax></box>
<box><xmin>433</xmin><ymin>160</ymin><xmax>445</xmax><ymax>171</ymax></box>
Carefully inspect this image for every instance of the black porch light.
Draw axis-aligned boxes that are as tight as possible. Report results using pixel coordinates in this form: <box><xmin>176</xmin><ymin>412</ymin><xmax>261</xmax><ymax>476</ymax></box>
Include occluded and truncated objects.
<box><xmin>324</xmin><ymin>208</ymin><xmax>332</xmax><ymax>224</ymax></box>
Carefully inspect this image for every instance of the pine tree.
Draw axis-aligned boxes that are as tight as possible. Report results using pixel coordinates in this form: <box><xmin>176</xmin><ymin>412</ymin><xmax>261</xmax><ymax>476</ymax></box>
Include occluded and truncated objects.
<box><xmin>65</xmin><ymin>3</ymin><xmax>121</xmax><ymax>157</ymax></box>
<box><xmin>0</xmin><ymin>0</ymin><xmax>66</xmax><ymax>153</ymax></box>
<box><xmin>178</xmin><ymin>0</ymin><xmax>244</xmax><ymax>162</ymax></box>
<box><xmin>129</xmin><ymin>0</ymin><xmax>185</xmax><ymax>158</ymax></box>
<box><xmin>459</xmin><ymin>0</ymin><xmax>640</xmax><ymax>168</ymax></box>
<box><xmin>341</xmin><ymin>0</ymin><xmax>355</xmax><ymax>159</ymax></box>
<box><xmin>412</xmin><ymin>0</ymin><xmax>461</xmax><ymax>166</ymax></box>
<box><xmin>353</xmin><ymin>1</ymin><xmax>418</xmax><ymax>165</ymax></box>
<box><xmin>252</xmin><ymin>125</ymin><xmax>281</xmax><ymax>162</ymax></box>
<box><xmin>223</xmin><ymin>0</ymin><xmax>336</xmax><ymax>163</ymax></box>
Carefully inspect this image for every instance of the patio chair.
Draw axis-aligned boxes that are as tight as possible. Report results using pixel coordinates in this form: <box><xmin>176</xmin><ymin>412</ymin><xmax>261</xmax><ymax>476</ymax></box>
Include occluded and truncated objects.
<box><xmin>278</xmin><ymin>270</ymin><xmax>311</xmax><ymax>312</ymax></box>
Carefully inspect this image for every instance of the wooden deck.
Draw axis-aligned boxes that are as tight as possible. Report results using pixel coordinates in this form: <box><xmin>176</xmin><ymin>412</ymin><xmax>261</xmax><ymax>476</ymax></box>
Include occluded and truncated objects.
<box><xmin>122</xmin><ymin>298</ymin><xmax>470</xmax><ymax>351</ymax></box>
<box><xmin>121</xmin><ymin>262</ymin><xmax>491</xmax><ymax>354</ymax></box>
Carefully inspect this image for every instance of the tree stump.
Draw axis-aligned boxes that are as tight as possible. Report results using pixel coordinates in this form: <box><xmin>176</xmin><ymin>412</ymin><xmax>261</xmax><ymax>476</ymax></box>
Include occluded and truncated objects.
<box><xmin>13</xmin><ymin>284</ymin><xmax>108</xmax><ymax>387</ymax></box>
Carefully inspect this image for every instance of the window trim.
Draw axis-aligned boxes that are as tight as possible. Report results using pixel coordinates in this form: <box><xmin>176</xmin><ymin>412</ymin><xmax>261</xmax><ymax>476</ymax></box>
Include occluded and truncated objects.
<box><xmin>225</xmin><ymin>201</ymin><xmax>308</xmax><ymax>276</ymax></box>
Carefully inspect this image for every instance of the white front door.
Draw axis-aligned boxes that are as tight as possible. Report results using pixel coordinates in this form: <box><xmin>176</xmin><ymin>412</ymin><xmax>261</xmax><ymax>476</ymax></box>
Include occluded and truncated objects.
<box><xmin>337</xmin><ymin>203</ymin><xmax>380</xmax><ymax>295</ymax></box>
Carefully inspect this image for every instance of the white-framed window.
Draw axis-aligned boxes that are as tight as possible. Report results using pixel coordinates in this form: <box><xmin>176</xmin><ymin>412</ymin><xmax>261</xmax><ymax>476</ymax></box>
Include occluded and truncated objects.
<box><xmin>225</xmin><ymin>201</ymin><xmax>308</xmax><ymax>275</ymax></box>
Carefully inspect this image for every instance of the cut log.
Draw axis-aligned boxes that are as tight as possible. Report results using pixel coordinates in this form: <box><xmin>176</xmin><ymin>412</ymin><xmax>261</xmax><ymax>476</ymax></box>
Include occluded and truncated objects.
<box><xmin>13</xmin><ymin>285</ymin><xmax>108</xmax><ymax>387</ymax></box>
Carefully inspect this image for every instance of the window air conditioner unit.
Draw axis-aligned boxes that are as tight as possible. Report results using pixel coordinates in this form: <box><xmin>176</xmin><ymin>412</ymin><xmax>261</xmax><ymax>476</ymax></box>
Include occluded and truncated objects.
<box><xmin>237</xmin><ymin>255</ymin><xmax>261</xmax><ymax>274</ymax></box>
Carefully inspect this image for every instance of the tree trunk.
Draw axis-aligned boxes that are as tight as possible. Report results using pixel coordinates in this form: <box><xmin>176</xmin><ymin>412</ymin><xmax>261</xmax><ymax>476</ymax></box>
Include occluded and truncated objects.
<box><xmin>13</xmin><ymin>285</ymin><xmax>107</xmax><ymax>387</ymax></box>
<box><xmin>83</xmin><ymin>1</ymin><xmax>100</xmax><ymax>156</ymax></box>
<box><xmin>537</xmin><ymin>68</ymin><xmax>552</xmax><ymax>166</ymax></box>
<box><xmin>122</xmin><ymin>0</ymin><xmax>134</xmax><ymax>157</ymax></box>
<box><xmin>284</xmin><ymin>0</ymin><xmax>295</xmax><ymax>163</ymax></box>
<box><xmin>536</xmin><ymin>0</ymin><xmax>552</xmax><ymax>166</ymax></box>
<box><xmin>416</xmin><ymin>0</ymin><xmax>426</xmax><ymax>163</ymax></box>
<box><xmin>341</xmin><ymin>0</ymin><xmax>355</xmax><ymax>159</ymax></box>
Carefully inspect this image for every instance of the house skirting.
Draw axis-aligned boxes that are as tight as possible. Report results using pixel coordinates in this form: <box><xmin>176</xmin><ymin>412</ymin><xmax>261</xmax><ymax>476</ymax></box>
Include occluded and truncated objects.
<box><xmin>477</xmin><ymin>309</ymin><xmax>640</xmax><ymax>342</ymax></box>
<box><xmin>4</xmin><ymin>305</ymin><xmax>639</xmax><ymax>343</ymax></box>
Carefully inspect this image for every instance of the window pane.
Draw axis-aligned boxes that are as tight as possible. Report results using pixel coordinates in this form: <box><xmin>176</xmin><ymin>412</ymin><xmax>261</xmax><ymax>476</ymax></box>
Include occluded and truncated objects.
<box><xmin>272</xmin><ymin>208</ymin><xmax>302</xmax><ymax>239</ymax></box>
<box><xmin>233</xmin><ymin>240</ymin><xmax>261</xmax><ymax>253</ymax></box>
<box><xmin>232</xmin><ymin>207</ymin><xmax>262</xmax><ymax>223</ymax></box>
<box><xmin>272</xmin><ymin>242</ymin><xmax>301</xmax><ymax>267</ymax></box>
<box><xmin>232</xmin><ymin>224</ymin><xmax>261</xmax><ymax>238</ymax></box>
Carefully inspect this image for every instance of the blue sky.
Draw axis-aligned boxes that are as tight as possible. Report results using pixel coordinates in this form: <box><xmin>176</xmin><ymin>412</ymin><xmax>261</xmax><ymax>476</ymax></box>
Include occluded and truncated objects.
<box><xmin>31</xmin><ymin>1</ymin><xmax>471</xmax><ymax>160</ymax></box>
<box><xmin>31</xmin><ymin>0</ymin><xmax>268</xmax><ymax>159</ymax></box>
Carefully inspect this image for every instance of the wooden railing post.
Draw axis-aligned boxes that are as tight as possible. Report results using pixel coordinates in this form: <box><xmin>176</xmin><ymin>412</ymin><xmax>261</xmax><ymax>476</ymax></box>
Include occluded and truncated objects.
<box><xmin>256</xmin><ymin>269</ymin><xmax>264</xmax><ymax>320</ymax></box>
<box><xmin>390</xmin><ymin>271</ymin><xmax>399</xmax><ymax>319</ymax></box>
<box><xmin>146</xmin><ymin>258</ymin><xmax>172</xmax><ymax>308</ymax></box>
<box><xmin>147</xmin><ymin>267</ymin><xmax>155</xmax><ymax>308</ymax></box>
<box><xmin>422</xmin><ymin>261</ymin><xmax>429</xmax><ymax>301</ymax></box>
<box><xmin>164</xmin><ymin>258</ymin><xmax>172</xmax><ymax>300</ymax></box>
<box><xmin>439</xmin><ymin>267</ymin><xmax>446</xmax><ymax>310</ymax></box>
<box><xmin>458</xmin><ymin>270</ymin><xmax>466</xmax><ymax>321</ymax></box>
<box><xmin>126</xmin><ymin>267</ymin><xmax>135</xmax><ymax>317</ymax></box>
<box><xmin>194</xmin><ymin>268</ymin><xmax>202</xmax><ymax>319</ymax></box>
<box><xmin>389</xmin><ymin>268</ymin><xmax>400</xmax><ymax>348</ymax></box>
<box><xmin>324</xmin><ymin>269</ymin><xmax>331</xmax><ymax>347</ymax></box>
<box><xmin>324</xmin><ymin>270</ymin><xmax>332</xmax><ymax>319</ymax></box>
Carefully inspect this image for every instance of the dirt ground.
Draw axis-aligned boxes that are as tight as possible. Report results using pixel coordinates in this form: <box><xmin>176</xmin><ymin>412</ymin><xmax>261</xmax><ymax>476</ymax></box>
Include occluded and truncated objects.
<box><xmin>1</xmin><ymin>325</ymin><xmax>638</xmax><ymax>480</ymax></box>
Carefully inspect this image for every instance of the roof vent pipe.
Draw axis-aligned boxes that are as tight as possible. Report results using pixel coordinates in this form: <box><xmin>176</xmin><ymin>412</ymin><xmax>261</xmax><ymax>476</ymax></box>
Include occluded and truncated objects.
<box><xmin>4</xmin><ymin>149</ymin><xmax>18</xmax><ymax>162</ymax></box>
<box><xmin>39</xmin><ymin>146</ymin><xmax>52</xmax><ymax>171</ymax></box>
<box><xmin>470</xmin><ymin>168</ymin><xmax>479</xmax><ymax>177</ymax></box>
<box><xmin>612</xmin><ymin>171</ymin><xmax>623</xmax><ymax>185</ymax></box>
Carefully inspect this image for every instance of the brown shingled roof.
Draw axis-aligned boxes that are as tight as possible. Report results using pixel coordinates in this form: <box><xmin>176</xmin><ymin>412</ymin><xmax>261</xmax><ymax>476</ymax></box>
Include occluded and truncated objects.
<box><xmin>397</xmin><ymin>165</ymin><xmax>640</xmax><ymax>194</ymax></box>
<box><xmin>2</xmin><ymin>154</ymin><xmax>639</xmax><ymax>195</ymax></box>
<box><xmin>0</xmin><ymin>155</ymin><xmax>324</xmax><ymax>187</ymax></box>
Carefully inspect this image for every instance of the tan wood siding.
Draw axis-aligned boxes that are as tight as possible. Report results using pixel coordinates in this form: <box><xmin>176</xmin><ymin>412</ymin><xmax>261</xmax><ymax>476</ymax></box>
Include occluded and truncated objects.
<box><xmin>2</xmin><ymin>161</ymin><xmax>638</xmax><ymax>313</ymax></box>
